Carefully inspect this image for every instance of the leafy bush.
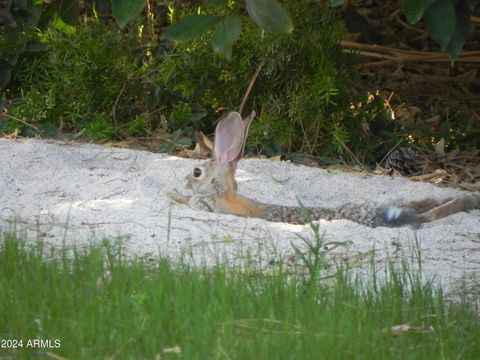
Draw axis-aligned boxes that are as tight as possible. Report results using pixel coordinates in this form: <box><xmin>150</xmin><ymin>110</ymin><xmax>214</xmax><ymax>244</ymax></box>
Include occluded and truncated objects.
<box><xmin>2</xmin><ymin>1</ymin><xmax>397</xmax><ymax>161</ymax></box>
<box><xmin>4</xmin><ymin>19</ymin><xmax>156</xmax><ymax>141</ymax></box>
<box><xmin>158</xmin><ymin>1</ymin><xmax>391</xmax><ymax>160</ymax></box>
<box><xmin>0</xmin><ymin>0</ymin><xmax>43</xmax><ymax>91</ymax></box>
<box><xmin>3</xmin><ymin>0</ymin><xmax>477</xmax><ymax>161</ymax></box>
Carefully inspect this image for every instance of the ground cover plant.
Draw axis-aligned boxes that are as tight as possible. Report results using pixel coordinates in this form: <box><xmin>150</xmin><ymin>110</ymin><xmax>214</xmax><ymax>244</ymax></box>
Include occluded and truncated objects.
<box><xmin>1</xmin><ymin>1</ymin><xmax>403</xmax><ymax>163</ymax></box>
<box><xmin>158</xmin><ymin>0</ymin><xmax>371</xmax><ymax>159</ymax></box>
<box><xmin>2</xmin><ymin>1</ymin><xmax>478</xmax><ymax>168</ymax></box>
<box><xmin>1</xmin><ymin>232</ymin><xmax>479</xmax><ymax>359</ymax></box>
<box><xmin>2</xmin><ymin>18</ymin><xmax>159</xmax><ymax>140</ymax></box>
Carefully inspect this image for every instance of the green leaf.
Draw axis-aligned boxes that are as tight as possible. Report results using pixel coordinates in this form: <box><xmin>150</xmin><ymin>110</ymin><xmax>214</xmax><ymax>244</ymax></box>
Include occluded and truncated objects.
<box><xmin>401</xmin><ymin>0</ymin><xmax>437</xmax><ymax>24</ymax></box>
<box><xmin>202</xmin><ymin>0</ymin><xmax>227</xmax><ymax>8</ymax></box>
<box><xmin>161</xmin><ymin>14</ymin><xmax>221</xmax><ymax>41</ymax></box>
<box><xmin>424</xmin><ymin>0</ymin><xmax>456</xmax><ymax>50</ymax></box>
<box><xmin>446</xmin><ymin>0</ymin><xmax>474</xmax><ymax>60</ymax></box>
<box><xmin>53</xmin><ymin>14</ymin><xmax>76</xmax><ymax>35</ymax></box>
<box><xmin>112</xmin><ymin>0</ymin><xmax>147</xmax><ymax>28</ymax></box>
<box><xmin>212</xmin><ymin>15</ymin><xmax>242</xmax><ymax>60</ymax></box>
<box><xmin>245</xmin><ymin>0</ymin><xmax>294</xmax><ymax>34</ymax></box>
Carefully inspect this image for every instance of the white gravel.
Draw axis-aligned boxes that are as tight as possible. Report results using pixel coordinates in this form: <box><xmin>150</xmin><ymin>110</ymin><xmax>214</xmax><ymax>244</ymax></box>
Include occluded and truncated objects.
<box><xmin>1</xmin><ymin>138</ymin><xmax>479</xmax><ymax>294</ymax></box>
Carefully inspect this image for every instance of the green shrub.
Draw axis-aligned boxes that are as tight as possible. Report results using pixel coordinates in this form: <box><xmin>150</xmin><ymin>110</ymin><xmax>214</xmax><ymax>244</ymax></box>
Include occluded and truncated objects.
<box><xmin>3</xmin><ymin>1</ymin><xmax>476</xmax><ymax>160</ymax></box>
<box><xmin>5</xmin><ymin>18</ymin><xmax>157</xmax><ymax>141</ymax></box>
<box><xmin>84</xmin><ymin>113</ymin><xmax>117</xmax><ymax>142</ymax></box>
<box><xmin>2</xmin><ymin>1</ymin><xmax>398</xmax><ymax>160</ymax></box>
<box><xmin>158</xmin><ymin>1</ymin><xmax>391</xmax><ymax>160</ymax></box>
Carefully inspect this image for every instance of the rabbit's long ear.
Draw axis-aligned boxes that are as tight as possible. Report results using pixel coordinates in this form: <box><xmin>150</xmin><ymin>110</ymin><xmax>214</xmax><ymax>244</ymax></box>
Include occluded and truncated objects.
<box><xmin>214</xmin><ymin>112</ymin><xmax>245</xmax><ymax>165</ymax></box>
<box><xmin>234</xmin><ymin>110</ymin><xmax>256</xmax><ymax>163</ymax></box>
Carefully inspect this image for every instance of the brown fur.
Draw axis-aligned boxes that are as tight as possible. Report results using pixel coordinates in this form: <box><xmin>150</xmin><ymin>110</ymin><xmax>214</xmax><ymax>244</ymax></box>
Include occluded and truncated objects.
<box><xmin>216</xmin><ymin>190</ymin><xmax>266</xmax><ymax>218</ymax></box>
<box><xmin>214</xmin><ymin>165</ymin><xmax>265</xmax><ymax>217</ymax></box>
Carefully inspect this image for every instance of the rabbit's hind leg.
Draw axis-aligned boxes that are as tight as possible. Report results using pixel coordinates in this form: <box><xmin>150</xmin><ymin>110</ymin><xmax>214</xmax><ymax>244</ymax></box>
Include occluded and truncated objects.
<box><xmin>418</xmin><ymin>194</ymin><xmax>480</xmax><ymax>222</ymax></box>
<box><xmin>402</xmin><ymin>198</ymin><xmax>453</xmax><ymax>214</ymax></box>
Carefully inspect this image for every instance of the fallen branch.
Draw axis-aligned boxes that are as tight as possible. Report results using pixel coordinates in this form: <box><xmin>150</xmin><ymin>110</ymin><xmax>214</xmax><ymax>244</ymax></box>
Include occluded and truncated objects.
<box><xmin>341</xmin><ymin>40</ymin><xmax>480</xmax><ymax>66</ymax></box>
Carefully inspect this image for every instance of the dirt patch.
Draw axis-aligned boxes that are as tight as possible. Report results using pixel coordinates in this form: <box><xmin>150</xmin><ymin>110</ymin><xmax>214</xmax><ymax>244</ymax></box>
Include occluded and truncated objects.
<box><xmin>0</xmin><ymin>139</ymin><xmax>479</xmax><ymax>295</ymax></box>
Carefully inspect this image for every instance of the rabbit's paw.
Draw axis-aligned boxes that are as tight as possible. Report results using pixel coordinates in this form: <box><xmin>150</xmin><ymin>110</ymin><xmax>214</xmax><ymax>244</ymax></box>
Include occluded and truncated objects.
<box><xmin>167</xmin><ymin>189</ymin><xmax>190</xmax><ymax>205</ymax></box>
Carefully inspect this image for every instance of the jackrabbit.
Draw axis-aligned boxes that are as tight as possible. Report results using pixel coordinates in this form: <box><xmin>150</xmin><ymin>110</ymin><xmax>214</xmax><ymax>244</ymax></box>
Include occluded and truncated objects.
<box><xmin>168</xmin><ymin>112</ymin><xmax>479</xmax><ymax>228</ymax></box>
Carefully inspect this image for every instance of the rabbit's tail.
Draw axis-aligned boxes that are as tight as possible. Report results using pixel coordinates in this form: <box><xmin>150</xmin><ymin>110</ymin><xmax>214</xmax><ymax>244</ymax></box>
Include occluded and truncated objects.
<box><xmin>330</xmin><ymin>203</ymin><xmax>419</xmax><ymax>228</ymax></box>
<box><xmin>378</xmin><ymin>206</ymin><xmax>420</xmax><ymax>227</ymax></box>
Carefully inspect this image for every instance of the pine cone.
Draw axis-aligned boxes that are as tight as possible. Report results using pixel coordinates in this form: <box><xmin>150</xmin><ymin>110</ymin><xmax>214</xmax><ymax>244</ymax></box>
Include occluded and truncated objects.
<box><xmin>383</xmin><ymin>147</ymin><xmax>425</xmax><ymax>176</ymax></box>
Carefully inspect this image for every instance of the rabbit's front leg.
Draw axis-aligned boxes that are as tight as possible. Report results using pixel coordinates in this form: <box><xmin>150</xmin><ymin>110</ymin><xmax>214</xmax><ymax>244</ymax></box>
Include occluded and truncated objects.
<box><xmin>167</xmin><ymin>189</ymin><xmax>191</xmax><ymax>206</ymax></box>
<box><xmin>167</xmin><ymin>189</ymin><xmax>218</xmax><ymax>213</ymax></box>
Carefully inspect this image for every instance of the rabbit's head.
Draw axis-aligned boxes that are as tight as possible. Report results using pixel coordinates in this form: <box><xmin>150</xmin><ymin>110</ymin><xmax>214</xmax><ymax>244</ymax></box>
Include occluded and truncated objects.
<box><xmin>185</xmin><ymin>111</ymin><xmax>255</xmax><ymax>197</ymax></box>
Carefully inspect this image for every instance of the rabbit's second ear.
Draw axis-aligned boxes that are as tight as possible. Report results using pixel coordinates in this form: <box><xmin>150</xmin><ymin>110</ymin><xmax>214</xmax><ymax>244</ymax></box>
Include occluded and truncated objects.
<box><xmin>233</xmin><ymin>111</ymin><xmax>255</xmax><ymax>163</ymax></box>
<box><xmin>214</xmin><ymin>112</ymin><xmax>244</xmax><ymax>165</ymax></box>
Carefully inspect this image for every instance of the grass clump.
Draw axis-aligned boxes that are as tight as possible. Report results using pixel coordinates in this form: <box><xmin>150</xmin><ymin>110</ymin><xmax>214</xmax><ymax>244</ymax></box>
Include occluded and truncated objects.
<box><xmin>1</xmin><ymin>233</ymin><xmax>479</xmax><ymax>359</ymax></box>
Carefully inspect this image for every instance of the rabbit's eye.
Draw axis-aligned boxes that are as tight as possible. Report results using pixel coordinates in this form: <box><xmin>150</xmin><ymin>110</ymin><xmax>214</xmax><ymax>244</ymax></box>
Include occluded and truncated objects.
<box><xmin>193</xmin><ymin>168</ymin><xmax>202</xmax><ymax>178</ymax></box>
